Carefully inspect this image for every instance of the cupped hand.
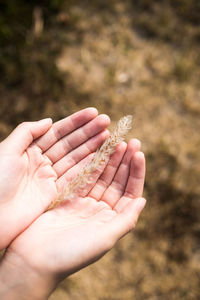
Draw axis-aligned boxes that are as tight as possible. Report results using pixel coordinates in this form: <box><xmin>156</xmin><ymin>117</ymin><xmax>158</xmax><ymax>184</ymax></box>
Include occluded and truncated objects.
<box><xmin>6</xmin><ymin>139</ymin><xmax>146</xmax><ymax>293</ymax></box>
<box><xmin>0</xmin><ymin>108</ymin><xmax>110</xmax><ymax>250</ymax></box>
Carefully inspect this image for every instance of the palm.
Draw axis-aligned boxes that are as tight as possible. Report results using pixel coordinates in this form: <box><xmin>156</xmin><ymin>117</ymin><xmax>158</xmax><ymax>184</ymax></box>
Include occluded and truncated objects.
<box><xmin>9</xmin><ymin>140</ymin><xmax>145</xmax><ymax>278</ymax></box>
<box><xmin>0</xmin><ymin>146</ymin><xmax>57</xmax><ymax>215</ymax></box>
<box><xmin>0</xmin><ymin>108</ymin><xmax>110</xmax><ymax>249</ymax></box>
<box><xmin>11</xmin><ymin>197</ymin><xmax>116</xmax><ymax>274</ymax></box>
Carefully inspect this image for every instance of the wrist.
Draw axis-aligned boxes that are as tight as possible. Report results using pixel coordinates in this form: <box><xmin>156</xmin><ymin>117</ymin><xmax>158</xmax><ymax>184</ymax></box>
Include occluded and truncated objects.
<box><xmin>0</xmin><ymin>249</ymin><xmax>57</xmax><ymax>300</ymax></box>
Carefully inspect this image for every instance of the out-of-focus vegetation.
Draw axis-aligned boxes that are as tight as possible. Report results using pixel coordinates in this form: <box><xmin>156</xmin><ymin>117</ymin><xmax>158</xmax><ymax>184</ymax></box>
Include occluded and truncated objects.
<box><xmin>0</xmin><ymin>0</ymin><xmax>65</xmax><ymax>81</ymax></box>
<box><xmin>133</xmin><ymin>0</ymin><xmax>200</xmax><ymax>42</ymax></box>
<box><xmin>0</xmin><ymin>1</ymin><xmax>200</xmax><ymax>299</ymax></box>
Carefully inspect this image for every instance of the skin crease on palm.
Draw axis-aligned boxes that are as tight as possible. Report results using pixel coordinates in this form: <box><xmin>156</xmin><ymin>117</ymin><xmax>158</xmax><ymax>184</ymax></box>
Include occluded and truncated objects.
<box><xmin>0</xmin><ymin>108</ymin><xmax>111</xmax><ymax>250</ymax></box>
<box><xmin>6</xmin><ymin>140</ymin><xmax>145</xmax><ymax>289</ymax></box>
<box><xmin>0</xmin><ymin>108</ymin><xmax>146</xmax><ymax>298</ymax></box>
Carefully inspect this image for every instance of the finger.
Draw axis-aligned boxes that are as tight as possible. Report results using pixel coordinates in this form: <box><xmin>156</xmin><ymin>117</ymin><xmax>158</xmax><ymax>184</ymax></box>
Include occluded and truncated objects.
<box><xmin>103</xmin><ymin>198</ymin><xmax>146</xmax><ymax>248</ymax></box>
<box><xmin>36</xmin><ymin>107</ymin><xmax>98</xmax><ymax>152</ymax></box>
<box><xmin>44</xmin><ymin>114</ymin><xmax>110</xmax><ymax>164</ymax></box>
<box><xmin>78</xmin><ymin>139</ymin><xmax>140</xmax><ymax>201</ymax></box>
<box><xmin>114</xmin><ymin>151</ymin><xmax>145</xmax><ymax>213</ymax></box>
<box><xmin>88</xmin><ymin>142</ymin><xmax>127</xmax><ymax>200</ymax></box>
<box><xmin>101</xmin><ymin>139</ymin><xmax>141</xmax><ymax>208</ymax></box>
<box><xmin>125</xmin><ymin>151</ymin><xmax>145</xmax><ymax>198</ymax></box>
<box><xmin>56</xmin><ymin>153</ymin><xmax>94</xmax><ymax>192</ymax></box>
<box><xmin>53</xmin><ymin>129</ymin><xmax>110</xmax><ymax>178</ymax></box>
<box><xmin>2</xmin><ymin>118</ymin><xmax>52</xmax><ymax>155</ymax></box>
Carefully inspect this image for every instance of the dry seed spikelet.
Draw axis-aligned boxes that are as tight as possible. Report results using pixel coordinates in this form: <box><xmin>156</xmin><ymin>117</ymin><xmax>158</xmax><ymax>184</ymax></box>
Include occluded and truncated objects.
<box><xmin>49</xmin><ymin>115</ymin><xmax>132</xmax><ymax>209</ymax></box>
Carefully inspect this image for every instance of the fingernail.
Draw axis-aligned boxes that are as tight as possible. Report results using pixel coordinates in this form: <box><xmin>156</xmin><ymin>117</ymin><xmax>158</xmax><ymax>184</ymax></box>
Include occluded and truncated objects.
<box><xmin>136</xmin><ymin>198</ymin><xmax>146</xmax><ymax>213</ymax></box>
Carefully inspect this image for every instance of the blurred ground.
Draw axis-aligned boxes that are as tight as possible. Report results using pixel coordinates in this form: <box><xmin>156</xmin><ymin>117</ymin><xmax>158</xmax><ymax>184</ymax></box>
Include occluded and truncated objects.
<box><xmin>0</xmin><ymin>1</ymin><xmax>200</xmax><ymax>299</ymax></box>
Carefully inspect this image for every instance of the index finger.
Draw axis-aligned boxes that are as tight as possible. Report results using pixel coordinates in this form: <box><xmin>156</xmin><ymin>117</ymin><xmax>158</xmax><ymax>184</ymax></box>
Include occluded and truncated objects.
<box><xmin>35</xmin><ymin>107</ymin><xmax>98</xmax><ymax>153</ymax></box>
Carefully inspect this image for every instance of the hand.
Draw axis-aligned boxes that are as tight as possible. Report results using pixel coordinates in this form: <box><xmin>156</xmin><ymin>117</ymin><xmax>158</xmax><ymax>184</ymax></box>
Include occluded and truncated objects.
<box><xmin>0</xmin><ymin>108</ymin><xmax>110</xmax><ymax>249</ymax></box>
<box><xmin>1</xmin><ymin>139</ymin><xmax>146</xmax><ymax>299</ymax></box>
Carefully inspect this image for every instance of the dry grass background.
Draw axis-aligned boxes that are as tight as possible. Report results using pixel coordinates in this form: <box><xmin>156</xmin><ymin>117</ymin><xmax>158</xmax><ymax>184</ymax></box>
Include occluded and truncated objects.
<box><xmin>0</xmin><ymin>1</ymin><xmax>200</xmax><ymax>299</ymax></box>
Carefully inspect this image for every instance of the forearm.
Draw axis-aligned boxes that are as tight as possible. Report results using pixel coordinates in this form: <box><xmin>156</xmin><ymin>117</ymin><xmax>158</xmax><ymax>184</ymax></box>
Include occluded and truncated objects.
<box><xmin>0</xmin><ymin>250</ymin><xmax>56</xmax><ymax>300</ymax></box>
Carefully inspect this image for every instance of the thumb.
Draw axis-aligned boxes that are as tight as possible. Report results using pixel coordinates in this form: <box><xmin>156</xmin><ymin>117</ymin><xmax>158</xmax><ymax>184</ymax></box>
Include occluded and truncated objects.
<box><xmin>102</xmin><ymin>197</ymin><xmax>146</xmax><ymax>250</ymax></box>
<box><xmin>2</xmin><ymin>118</ymin><xmax>52</xmax><ymax>155</ymax></box>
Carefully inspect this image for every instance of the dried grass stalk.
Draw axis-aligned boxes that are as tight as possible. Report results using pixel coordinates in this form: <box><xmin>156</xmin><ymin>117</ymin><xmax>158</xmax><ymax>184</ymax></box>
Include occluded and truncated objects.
<box><xmin>48</xmin><ymin>115</ymin><xmax>132</xmax><ymax>209</ymax></box>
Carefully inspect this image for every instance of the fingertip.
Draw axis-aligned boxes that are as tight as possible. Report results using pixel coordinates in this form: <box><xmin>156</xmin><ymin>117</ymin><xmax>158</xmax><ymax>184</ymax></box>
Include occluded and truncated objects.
<box><xmin>38</xmin><ymin>117</ymin><xmax>52</xmax><ymax>126</ymax></box>
<box><xmin>117</xmin><ymin>141</ymin><xmax>127</xmax><ymax>151</ymax></box>
<box><xmin>86</xmin><ymin>107</ymin><xmax>98</xmax><ymax>116</ymax></box>
<box><xmin>136</xmin><ymin>197</ymin><xmax>146</xmax><ymax>213</ymax></box>
<box><xmin>121</xmin><ymin>141</ymin><xmax>127</xmax><ymax>147</ymax></box>
<box><xmin>134</xmin><ymin>151</ymin><xmax>145</xmax><ymax>161</ymax></box>
<box><xmin>120</xmin><ymin>141</ymin><xmax>127</xmax><ymax>147</ymax></box>
<box><xmin>36</xmin><ymin>118</ymin><xmax>53</xmax><ymax>135</ymax></box>
<box><xmin>101</xmin><ymin>128</ymin><xmax>110</xmax><ymax>139</ymax></box>
<box><xmin>128</xmin><ymin>138</ymin><xmax>141</xmax><ymax>151</ymax></box>
<box><xmin>99</xmin><ymin>114</ymin><xmax>111</xmax><ymax>126</ymax></box>
<box><xmin>133</xmin><ymin>138</ymin><xmax>141</xmax><ymax>149</ymax></box>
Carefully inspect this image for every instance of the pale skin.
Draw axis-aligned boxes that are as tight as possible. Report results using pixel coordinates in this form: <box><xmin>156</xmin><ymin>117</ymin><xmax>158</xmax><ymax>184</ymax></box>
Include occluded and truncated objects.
<box><xmin>0</xmin><ymin>108</ymin><xmax>146</xmax><ymax>299</ymax></box>
<box><xmin>0</xmin><ymin>107</ymin><xmax>110</xmax><ymax>250</ymax></box>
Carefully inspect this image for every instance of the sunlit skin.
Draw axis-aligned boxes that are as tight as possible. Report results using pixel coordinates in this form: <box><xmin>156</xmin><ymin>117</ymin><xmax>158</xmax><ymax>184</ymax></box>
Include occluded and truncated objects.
<box><xmin>0</xmin><ymin>109</ymin><xmax>146</xmax><ymax>299</ymax></box>
<box><xmin>0</xmin><ymin>141</ymin><xmax>145</xmax><ymax>299</ymax></box>
<box><xmin>0</xmin><ymin>108</ymin><xmax>110</xmax><ymax>250</ymax></box>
